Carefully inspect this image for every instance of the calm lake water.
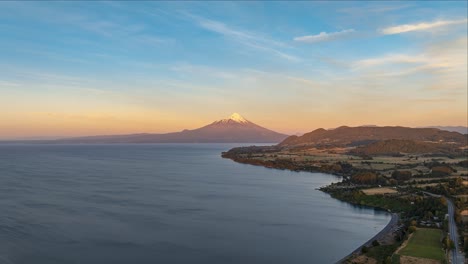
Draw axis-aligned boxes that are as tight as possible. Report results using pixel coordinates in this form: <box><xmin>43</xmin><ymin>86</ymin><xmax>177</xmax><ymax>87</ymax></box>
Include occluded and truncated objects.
<box><xmin>0</xmin><ymin>144</ymin><xmax>390</xmax><ymax>264</ymax></box>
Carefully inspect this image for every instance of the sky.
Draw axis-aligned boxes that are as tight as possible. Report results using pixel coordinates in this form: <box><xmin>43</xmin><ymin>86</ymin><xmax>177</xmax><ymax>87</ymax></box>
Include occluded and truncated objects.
<box><xmin>0</xmin><ymin>1</ymin><xmax>467</xmax><ymax>139</ymax></box>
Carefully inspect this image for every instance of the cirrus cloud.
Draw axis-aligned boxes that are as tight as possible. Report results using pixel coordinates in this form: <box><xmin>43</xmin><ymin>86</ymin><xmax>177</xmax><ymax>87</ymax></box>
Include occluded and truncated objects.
<box><xmin>380</xmin><ymin>19</ymin><xmax>467</xmax><ymax>35</ymax></box>
<box><xmin>184</xmin><ymin>13</ymin><xmax>300</xmax><ymax>62</ymax></box>
<box><xmin>294</xmin><ymin>29</ymin><xmax>355</xmax><ymax>43</ymax></box>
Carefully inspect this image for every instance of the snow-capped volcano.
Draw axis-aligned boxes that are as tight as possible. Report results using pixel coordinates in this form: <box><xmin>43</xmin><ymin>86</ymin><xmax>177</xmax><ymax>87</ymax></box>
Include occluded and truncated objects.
<box><xmin>227</xmin><ymin>113</ymin><xmax>248</xmax><ymax>123</ymax></box>
<box><xmin>213</xmin><ymin>113</ymin><xmax>250</xmax><ymax>125</ymax></box>
<box><xmin>57</xmin><ymin>113</ymin><xmax>288</xmax><ymax>143</ymax></box>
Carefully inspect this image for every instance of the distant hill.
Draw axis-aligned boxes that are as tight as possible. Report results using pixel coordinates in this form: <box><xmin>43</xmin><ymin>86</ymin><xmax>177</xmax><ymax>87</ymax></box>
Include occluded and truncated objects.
<box><xmin>422</xmin><ymin>126</ymin><xmax>467</xmax><ymax>134</ymax></box>
<box><xmin>56</xmin><ymin>113</ymin><xmax>288</xmax><ymax>144</ymax></box>
<box><xmin>349</xmin><ymin>139</ymin><xmax>460</xmax><ymax>156</ymax></box>
<box><xmin>279</xmin><ymin>126</ymin><xmax>467</xmax><ymax>147</ymax></box>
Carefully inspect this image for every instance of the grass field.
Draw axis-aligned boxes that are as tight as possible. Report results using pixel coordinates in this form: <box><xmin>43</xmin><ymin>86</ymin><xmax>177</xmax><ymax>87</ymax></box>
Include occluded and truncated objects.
<box><xmin>362</xmin><ymin>187</ymin><xmax>398</xmax><ymax>195</ymax></box>
<box><xmin>399</xmin><ymin>228</ymin><xmax>445</xmax><ymax>261</ymax></box>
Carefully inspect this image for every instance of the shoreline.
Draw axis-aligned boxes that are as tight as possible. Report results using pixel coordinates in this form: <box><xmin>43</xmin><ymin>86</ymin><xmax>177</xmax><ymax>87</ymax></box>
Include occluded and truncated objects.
<box><xmin>335</xmin><ymin>213</ymin><xmax>399</xmax><ymax>264</ymax></box>
<box><xmin>221</xmin><ymin>154</ymin><xmax>353</xmax><ymax>178</ymax></box>
<box><xmin>221</xmin><ymin>155</ymin><xmax>400</xmax><ymax>263</ymax></box>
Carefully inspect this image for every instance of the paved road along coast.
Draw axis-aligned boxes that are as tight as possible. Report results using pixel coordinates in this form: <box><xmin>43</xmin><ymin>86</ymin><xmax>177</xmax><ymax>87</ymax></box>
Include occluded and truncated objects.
<box><xmin>338</xmin><ymin>191</ymin><xmax>467</xmax><ymax>264</ymax></box>
<box><xmin>423</xmin><ymin>192</ymin><xmax>465</xmax><ymax>264</ymax></box>
<box><xmin>447</xmin><ymin>198</ymin><xmax>465</xmax><ymax>264</ymax></box>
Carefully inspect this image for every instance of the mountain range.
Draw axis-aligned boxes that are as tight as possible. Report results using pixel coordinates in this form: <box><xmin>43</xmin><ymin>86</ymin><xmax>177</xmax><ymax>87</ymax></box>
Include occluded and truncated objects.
<box><xmin>55</xmin><ymin>113</ymin><xmax>288</xmax><ymax>143</ymax></box>
<box><xmin>348</xmin><ymin>125</ymin><xmax>467</xmax><ymax>134</ymax></box>
<box><xmin>349</xmin><ymin>139</ymin><xmax>461</xmax><ymax>156</ymax></box>
<box><xmin>421</xmin><ymin>126</ymin><xmax>467</xmax><ymax>134</ymax></box>
<box><xmin>279</xmin><ymin>126</ymin><xmax>467</xmax><ymax>147</ymax></box>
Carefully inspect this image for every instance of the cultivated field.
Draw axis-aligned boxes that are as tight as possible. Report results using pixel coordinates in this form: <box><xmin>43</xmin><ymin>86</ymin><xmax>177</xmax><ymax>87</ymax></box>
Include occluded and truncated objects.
<box><xmin>399</xmin><ymin>255</ymin><xmax>441</xmax><ymax>264</ymax></box>
<box><xmin>362</xmin><ymin>187</ymin><xmax>398</xmax><ymax>195</ymax></box>
<box><xmin>398</xmin><ymin>228</ymin><xmax>445</xmax><ymax>262</ymax></box>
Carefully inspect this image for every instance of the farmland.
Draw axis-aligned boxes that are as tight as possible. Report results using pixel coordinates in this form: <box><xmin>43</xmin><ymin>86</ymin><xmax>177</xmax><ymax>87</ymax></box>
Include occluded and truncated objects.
<box><xmin>398</xmin><ymin>228</ymin><xmax>445</xmax><ymax>262</ymax></box>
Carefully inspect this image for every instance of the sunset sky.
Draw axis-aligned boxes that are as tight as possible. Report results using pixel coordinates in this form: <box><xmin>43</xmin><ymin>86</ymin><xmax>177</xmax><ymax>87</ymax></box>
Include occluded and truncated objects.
<box><xmin>1</xmin><ymin>1</ymin><xmax>467</xmax><ymax>139</ymax></box>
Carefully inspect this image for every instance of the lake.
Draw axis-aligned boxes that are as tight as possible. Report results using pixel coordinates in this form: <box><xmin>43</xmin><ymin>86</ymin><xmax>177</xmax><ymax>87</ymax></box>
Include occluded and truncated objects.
<box><xmin>0</xmin><ymin>144</ymin><xmax>390</xmax><ymax>264</ymax></box>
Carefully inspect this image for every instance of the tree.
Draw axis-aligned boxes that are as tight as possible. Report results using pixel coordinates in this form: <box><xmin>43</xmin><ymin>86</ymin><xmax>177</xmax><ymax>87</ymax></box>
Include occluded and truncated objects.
<box><xmin>361</xmin><ymin>246</ymin><xmax>369</xmax><ymax>253</ymax></box>
<box><xmin>444</xmin><ymin>236</ymin><xmax>455</xmax><ymax>250</ymax></box>
<box><xmin>431</xmin><ymin>166</ymin><xmax>454</xmax><ymax>177</ymax></box>
<box><xmin>464</xmin><ymin>239</ymin><xmax>468</xmax><ymax>254</ymax></box>
<box><xmin>425</xmin><ymin>211</ymin><xmax>433</xmax><ymax>219</ymax></box>
<box><xmin>384</xmin><ymin>256</ymin><xmax>392</xmax><ymax>264</ymax></box>
<box><xmin>392</xmin><ymin>170</ymin><xmax>412</xmax><ymax>182</ymax></box>
<box><xmin>440</xmin><ymin>197</ymin><xmax>447</xmax><ymax>206</ymax></box>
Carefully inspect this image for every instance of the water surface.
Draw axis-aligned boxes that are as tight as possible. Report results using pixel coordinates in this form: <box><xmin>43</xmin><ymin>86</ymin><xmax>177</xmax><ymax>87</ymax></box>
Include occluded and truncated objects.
<box><xmin>0</xmin><ymin>144</ymin><xmax>390</xmax><ymax>264</ymax></box>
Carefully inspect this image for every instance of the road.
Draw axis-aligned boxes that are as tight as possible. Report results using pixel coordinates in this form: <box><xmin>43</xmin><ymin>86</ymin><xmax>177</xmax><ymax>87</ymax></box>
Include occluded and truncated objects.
<box><xmin>447</xmin><ymin>198</ymin><xmax>465</xmax><ymax>264</ymax></box>
<box><xmin>423</xmin><ymin>192</ymin><xmax>464</xmax><ymax>264</ymax></box>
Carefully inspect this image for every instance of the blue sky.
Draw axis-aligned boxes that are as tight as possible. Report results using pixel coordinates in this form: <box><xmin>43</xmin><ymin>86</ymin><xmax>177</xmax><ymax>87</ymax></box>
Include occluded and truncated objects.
<box><xmin>0</xmin><ymin>1</ymin><xmax>467</xmax><ymax>139</ymax></box>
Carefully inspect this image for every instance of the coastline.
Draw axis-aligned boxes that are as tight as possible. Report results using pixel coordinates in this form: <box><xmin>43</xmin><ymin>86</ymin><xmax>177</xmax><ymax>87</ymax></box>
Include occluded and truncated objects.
<box><xmin>335</xmin><ymin>213</ymin><xmax>399</xmax><ymax>264</ymax></box>
<box><xmin>221</xmin><ymin>153</ymin><xmax>353</xmax><ymax>178</ymax></box>
<box><xmin>221</xmin><ymin>154</ymin><xmax>399</xmax><ymax>263</ymax></box>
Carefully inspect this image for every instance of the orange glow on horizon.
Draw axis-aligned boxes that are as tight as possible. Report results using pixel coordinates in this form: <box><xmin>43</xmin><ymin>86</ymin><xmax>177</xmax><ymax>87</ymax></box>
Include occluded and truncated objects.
<box><xmin>1</xmin><ymin>108</ymin><xmax>466</xmax><ymax>140</ymax></box>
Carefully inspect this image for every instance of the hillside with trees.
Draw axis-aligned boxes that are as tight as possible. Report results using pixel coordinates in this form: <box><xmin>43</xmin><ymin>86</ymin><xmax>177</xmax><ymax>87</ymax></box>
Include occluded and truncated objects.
<box><xmin>279</xmin><ymin>126</ymin><xmax>467</xmax><ymax>148</ymax></box>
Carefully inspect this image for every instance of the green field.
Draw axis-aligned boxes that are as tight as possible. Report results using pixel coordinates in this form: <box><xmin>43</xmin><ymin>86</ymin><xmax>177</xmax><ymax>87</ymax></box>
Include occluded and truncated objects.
<box><xmin>399</xmin><ymin>228</ymin><xmax>445</xmax><ymax>261</ymax></box>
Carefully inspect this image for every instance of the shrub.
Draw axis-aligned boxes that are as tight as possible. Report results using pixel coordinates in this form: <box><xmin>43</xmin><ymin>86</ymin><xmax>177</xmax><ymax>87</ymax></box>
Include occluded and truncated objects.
<box><xmin>392</xmin><ymin>170</ymin><xmax>412</xmax><ymax>182</ymax></box>
<box><xmin>431</xmin><ymin>166</ymin><xmax>454</xmax><ymax>176</ymax></box>
<box><xmin>361</xmin><ymin>246</ymin><xmax>369</xmax><ymax>253</ymax></box>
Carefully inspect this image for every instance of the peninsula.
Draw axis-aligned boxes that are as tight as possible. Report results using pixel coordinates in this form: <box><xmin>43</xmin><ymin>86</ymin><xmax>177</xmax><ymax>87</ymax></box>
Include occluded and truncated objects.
<box><xmin>222</xmin><ymin>126</ymin><xmax>468</xmax><ymax>264</ymax></box>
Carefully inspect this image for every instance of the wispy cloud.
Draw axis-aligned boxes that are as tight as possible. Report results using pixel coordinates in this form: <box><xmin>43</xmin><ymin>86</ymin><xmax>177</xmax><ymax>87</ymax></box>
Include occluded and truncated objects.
<box><xmin>354</xmin><ymin>54</ymin><xmax>428</xmax><ymax>69</ymax></box>
<box><xmin>3</xmin><ymin>3</ymin><xmax>168</xmax><ymax>47</ymax></box>
<box><xmin>351</xmin><ymin>37</ymin><xmax>467</xmax><ymax>93</ymax></box>
<box><xmin>294</xmin><ymin>29</ymin><xmax>355</xmax><ymax>43</ymax></box>
<box><xmin>354</xmin><ymin>37</ymin><xmax>467</xmax><ymax>73</ymax></box>
<box><xmin>185</xmin><ymin>13</ymin><xmax>299</xmax><ymax>62</ymax></box>
<box><xmin>338</xmin><ymin>4</ymin><xmax>411</xmax><ymax>14</ymax></box>
<box><xmin>380</xmin><ymin>19</ymin><xmax>467</xmax><ymax>35</ymax></box>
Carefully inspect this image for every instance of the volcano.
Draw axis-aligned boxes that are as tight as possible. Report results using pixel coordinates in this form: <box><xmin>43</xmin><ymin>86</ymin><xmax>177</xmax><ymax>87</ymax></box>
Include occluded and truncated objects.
<box><xmin>57</xmin><ymin>113</ymin><xmax>288</xmax><ymax>143</ymax></box>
